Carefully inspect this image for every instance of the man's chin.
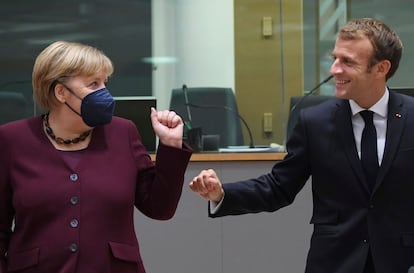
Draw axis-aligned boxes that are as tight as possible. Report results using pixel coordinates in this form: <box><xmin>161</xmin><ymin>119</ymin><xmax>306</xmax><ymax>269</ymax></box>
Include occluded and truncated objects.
<box><xmin>334</xmin><ymin>89</ymin><xmax>350</xmax><ymax>99</ymax></box>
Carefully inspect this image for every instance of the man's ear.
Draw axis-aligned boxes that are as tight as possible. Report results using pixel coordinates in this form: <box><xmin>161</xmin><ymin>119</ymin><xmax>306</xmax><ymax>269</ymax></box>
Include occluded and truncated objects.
<box><xmin>375</xmin><ymin>59</ymin><xmax>391</xmax><ymax>79</ymax></box>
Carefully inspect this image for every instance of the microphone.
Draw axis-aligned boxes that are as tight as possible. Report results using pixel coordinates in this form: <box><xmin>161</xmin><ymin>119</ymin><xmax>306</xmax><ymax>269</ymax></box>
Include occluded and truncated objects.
<box><xmin>290</xmin><ymin>75</ymin><xmax>333</xmax><ymax>113</ymax></box>
<box><xmin>180</xmin><ymin>84</ymin><xmax>204</xmax><ymax>152</ymax></box>
<box><xmin>184</xmin><ymin>102</ymin><xmax>255</xmax><ymax>148</ymax></box>
<box><xmin>182</xmin><ymin>84</ymin><xmax>193</xmax><ymax>130</ymax></box>
<box><xmin>408</xmin><ymin>266</ymin><xmax>414</xmax><ymax>273</ymax></box>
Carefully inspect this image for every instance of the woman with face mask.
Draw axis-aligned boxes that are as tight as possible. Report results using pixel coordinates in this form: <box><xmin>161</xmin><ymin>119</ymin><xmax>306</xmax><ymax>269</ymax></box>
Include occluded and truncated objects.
<box><xmin>0</xmin><ymin>41</ymin><xmax>192</xmax><ymax>273</ymax></box>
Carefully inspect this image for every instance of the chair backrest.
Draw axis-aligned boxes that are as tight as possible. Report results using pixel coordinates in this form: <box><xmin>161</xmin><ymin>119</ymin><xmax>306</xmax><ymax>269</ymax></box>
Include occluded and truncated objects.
<box><xmin>287</xmin><ymin>95</ymin><xmax>334</xmax><ymax>140</ymax></box>
<box><xmin>170</xmin><ymin>87</ymin><xmax>244</xmax><ymax>148</ymax></box>
<box><xmin>391</xmin><ymin>87</ymin><xmax>414</xmax><ymax>97</ymax></box>
<box><xmin>0</xmin><ymin>91</ymin><xmax>30</xmax><ymax>125</ymax></box>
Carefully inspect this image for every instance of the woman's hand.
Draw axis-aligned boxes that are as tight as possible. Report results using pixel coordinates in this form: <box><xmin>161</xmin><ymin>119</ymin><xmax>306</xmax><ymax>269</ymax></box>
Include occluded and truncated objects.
<box><xmin>150</xmin><ymin>108</ymin><xmax>183</xmax><ymax>148</ymax></box>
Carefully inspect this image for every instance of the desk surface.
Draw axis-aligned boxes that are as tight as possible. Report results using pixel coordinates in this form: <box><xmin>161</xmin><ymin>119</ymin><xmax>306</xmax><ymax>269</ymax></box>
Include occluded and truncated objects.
<box><xmin>150</xmin><ymin>152</ymin><xmax>286</xmax><ymax>162</ymax></box>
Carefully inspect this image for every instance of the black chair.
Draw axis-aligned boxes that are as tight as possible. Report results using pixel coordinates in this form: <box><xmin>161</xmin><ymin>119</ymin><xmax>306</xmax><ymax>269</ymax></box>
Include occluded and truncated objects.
<box><xmin>391</xmin><ymin>87</ymin><xmax>414</xmax><ymax>97</ymax></box>
<box><xmin>0</xmin><ymin>91</ymin><xmax>30</xmax><ymax>125</ymax></box>
<box><xmin>169</xmin><ymin>87</ymin><xmax>244</xmax><ymax>148</ymax></box>
<box><xmin>287</xmin><ymin>95</ymin><xmax>334</xmax><ymax>140</ymax></box>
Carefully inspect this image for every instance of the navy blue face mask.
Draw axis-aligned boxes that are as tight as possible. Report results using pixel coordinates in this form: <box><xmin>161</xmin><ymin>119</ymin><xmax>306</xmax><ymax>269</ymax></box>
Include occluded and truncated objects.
<box><xmin>63</xmin><ymin>85</ymin><xmax>115</xmax><ymax>127</ymax></box>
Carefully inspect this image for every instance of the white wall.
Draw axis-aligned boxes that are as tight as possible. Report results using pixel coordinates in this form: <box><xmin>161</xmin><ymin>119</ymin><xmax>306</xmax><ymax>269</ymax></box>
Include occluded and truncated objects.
<box><xmin>151</xmin><ymin>0</ymin><xmax>235</xmax><ymax>110</ymax></box>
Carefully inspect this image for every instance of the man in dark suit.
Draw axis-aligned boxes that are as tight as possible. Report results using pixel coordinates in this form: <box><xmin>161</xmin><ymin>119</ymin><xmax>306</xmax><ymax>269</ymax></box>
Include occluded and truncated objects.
<box><xmin>189</xmin><ymin>18</ymin><xmax>413</xmax><ymax>273</ymax></box>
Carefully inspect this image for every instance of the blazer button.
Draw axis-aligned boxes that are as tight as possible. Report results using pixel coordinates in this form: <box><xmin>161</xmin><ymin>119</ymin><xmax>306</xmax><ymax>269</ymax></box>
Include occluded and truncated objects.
<box><xmin>69</xmin><ymin>243</ymin><xmax>78</xmax><ymax>253</ymax></box>
<box><xmin>70</xmin><ymin>219</ymin><xmax>79</xmax><ymax>228</ymax></box>
<box><xmin>70</xmin><ymin>196</ymin><xmax>79</xmax><ymax>205</ymax></box>
<box><xmin>70</xmin><ymin>174</ymin><xmax>78</xmax><ymax>182</ymax></box>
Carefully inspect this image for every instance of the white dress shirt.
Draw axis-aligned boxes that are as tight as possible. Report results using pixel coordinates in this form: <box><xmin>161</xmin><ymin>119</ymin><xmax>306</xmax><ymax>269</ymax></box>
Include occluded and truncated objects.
<box><xmin>349</xmin><ymin>88</ymin><xmax>388</xmax><ymax>165</ymax></box>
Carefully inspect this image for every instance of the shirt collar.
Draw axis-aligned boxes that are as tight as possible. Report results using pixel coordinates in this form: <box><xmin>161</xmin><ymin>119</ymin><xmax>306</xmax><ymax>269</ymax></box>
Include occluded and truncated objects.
<box><xmin>349</xmin><ymin>87</ymin><xmax>389</xmax><ymax>118</ymax></box>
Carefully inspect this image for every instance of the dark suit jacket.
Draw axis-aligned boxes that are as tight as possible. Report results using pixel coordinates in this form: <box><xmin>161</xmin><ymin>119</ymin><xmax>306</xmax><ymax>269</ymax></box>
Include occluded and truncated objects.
<box><xmin>0</xmin><ymin>116</ymin><xmax>192</xmax><ymax>273</ymax></box>
<box><xmin>212</xmin><ymin>90</ymin><xmax>414</xmax><ymax>273</ymax></box>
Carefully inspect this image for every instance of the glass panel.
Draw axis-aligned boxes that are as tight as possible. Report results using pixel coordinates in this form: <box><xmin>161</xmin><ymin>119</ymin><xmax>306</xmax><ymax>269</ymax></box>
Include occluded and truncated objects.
<box><xmin>350</xmin><ymin>0</ymin><xmax>414</xmax><ymax>88</ymax></box>
<box><xmin>318</xmin><ymin>0</ymin><xmax>347</xmax><ymax>95</ymax></box>
<box><xmin>2</xmin><ymin>0</ymin><xmax>414</xmax><ymax>148</ymax></box>
<box><xmin>0</xmin><ymin>0</ymin><xmax>152</xmax><ymax>123</ymax></box>
<box><xmin>303</xmin><ymin>0</ymin><xmax>346</xmax><ymax>95</ymax></box>
<box><xmin>304</xmin><ymin>0</ymin><xmax>414</xmax><ymax>94</ymax></box>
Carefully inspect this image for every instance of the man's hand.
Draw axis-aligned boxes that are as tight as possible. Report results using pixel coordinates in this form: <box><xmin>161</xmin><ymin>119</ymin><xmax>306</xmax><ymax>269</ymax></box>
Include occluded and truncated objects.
<box><xmin>189</xmin><ymin>169</ymin><xmax>224</xmax><ymax>202</ymax></box>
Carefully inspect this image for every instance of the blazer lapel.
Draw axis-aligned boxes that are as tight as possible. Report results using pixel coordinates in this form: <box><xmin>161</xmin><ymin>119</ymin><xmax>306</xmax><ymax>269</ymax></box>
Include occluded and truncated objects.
<box><xmin>335</xmin><ymin>100</ymin><xmax>370</xmax><ymax>193</ymax></box>
<box><xmin>373</xmin><ymin>92</ymin><xmax>405</xmax><ymax>193</ymax></box>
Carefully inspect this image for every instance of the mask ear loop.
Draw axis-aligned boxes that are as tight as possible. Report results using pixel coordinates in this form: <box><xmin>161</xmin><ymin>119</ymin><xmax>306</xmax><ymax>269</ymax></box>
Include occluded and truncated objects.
<box><xmin>62</xmin><ymin>84</ymin><xmax>83</xmax><ymax>117</ymax></box>
<box><xmin>62</xmin><ymin>84</ymin><xmax>83</xmax><ymax>100</ymax></box>
<box><xmin>64</xmin><ymin>102</ymin><xmax>82</xmax><ymax>117</ymax></box>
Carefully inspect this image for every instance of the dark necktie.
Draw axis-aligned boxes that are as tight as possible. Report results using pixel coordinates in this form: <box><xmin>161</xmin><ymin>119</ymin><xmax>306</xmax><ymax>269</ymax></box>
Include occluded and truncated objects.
<box><xmin>360</xmin><ymin>110</ymin><xmax>379</xmax><ymax>190</ymax></box>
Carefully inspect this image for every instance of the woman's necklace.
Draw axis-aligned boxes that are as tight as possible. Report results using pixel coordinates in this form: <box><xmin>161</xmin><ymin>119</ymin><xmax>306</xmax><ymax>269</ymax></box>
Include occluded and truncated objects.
<box><xmin>43</xmin><ymin>113</ymin><xmax>92</xmax><ymax>145</ymax></box>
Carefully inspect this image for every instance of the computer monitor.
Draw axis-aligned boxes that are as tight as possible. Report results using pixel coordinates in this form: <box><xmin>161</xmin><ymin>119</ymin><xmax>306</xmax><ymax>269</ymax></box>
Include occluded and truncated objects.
<box><xmin>113</xmin><ymin>96</ymin><xmax>157</xmax><ymax>152</ymax></box>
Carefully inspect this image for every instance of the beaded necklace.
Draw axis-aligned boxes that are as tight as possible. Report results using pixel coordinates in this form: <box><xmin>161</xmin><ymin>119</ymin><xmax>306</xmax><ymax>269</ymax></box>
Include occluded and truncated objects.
<box><xmin>43</xmin><ymin>113</ymin><xmax>91</xmax><ymax>145</ymax></box>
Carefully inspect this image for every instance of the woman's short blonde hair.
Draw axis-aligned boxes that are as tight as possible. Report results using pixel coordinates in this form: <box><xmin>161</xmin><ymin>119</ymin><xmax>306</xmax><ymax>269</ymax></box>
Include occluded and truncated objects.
<box><xmin>32</xmin><ymin>41</ymin><xmax>114</xmax><ymax>110</ymax></box>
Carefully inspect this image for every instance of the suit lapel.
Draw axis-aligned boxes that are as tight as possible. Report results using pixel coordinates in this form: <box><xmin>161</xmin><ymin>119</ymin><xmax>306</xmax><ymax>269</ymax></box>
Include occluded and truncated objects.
<box><xmin>334</xmin><ymin>93</ymin><xmax>406</xmax><ymax>195</ymax></box>
<box><xmin>335</xmin><ymin>100</ymin><xmax>370</xmax><ymax>193</ymax></box>
<box><xmin>373</xmin><ymin>92</ymin><xmax>405</xmax><ymax>193</ymax></box>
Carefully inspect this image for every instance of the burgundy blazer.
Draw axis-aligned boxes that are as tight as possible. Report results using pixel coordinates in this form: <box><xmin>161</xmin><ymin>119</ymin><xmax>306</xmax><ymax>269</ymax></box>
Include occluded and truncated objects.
<box><xmin>0</xmin><ymin>116</ymin><xmax>192</xmax><ymax>273</ymax></box>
